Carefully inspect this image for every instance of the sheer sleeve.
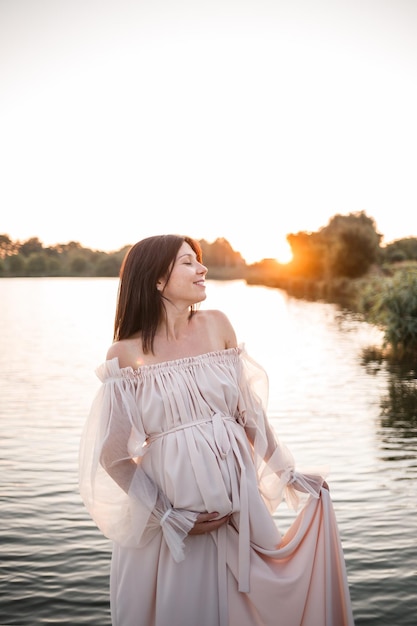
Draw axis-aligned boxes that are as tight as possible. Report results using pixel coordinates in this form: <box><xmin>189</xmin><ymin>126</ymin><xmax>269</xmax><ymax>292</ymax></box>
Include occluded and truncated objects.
<box><xmin>237</xmin><ymin>347</ymin><xmax>328</xmax><ymax>512</ymax></box>
<box><xmin>78</xmin><ymin>358</ymin><xmax>198</xmax><ymax>562</ymax></box>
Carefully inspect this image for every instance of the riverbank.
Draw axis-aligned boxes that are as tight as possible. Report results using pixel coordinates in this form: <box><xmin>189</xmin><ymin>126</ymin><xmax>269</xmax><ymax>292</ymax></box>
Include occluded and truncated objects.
<box><xmin>245</xmin><ymin>260</ymin><xmax>417</xmax><ymax>361</ymax></box>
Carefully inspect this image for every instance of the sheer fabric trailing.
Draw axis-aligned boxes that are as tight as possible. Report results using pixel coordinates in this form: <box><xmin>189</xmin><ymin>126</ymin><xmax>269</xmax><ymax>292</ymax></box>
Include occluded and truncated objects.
<box><xmin>79</xmin><ymin>358</ymin><xmax>199</xmax><ymax>561</ymax></box>
<box><xmin>79</xmin><ymin>346</ymin><xmax>354</xmax><ymax>626</ymax></box>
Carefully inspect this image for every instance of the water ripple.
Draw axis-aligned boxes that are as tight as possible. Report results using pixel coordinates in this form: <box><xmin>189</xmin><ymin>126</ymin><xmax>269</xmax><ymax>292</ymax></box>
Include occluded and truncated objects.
<box><xmin>1</xmin><ymin>279</ymin><xmax>416</xmax><ymax>625</ymax></box>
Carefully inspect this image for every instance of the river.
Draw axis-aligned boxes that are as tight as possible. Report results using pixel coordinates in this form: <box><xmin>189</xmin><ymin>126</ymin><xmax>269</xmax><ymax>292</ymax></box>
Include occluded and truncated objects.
<box><xmin>0</xmin><ymin>278</ymin><xmax>416</xmax><ymax>625</ymax></box>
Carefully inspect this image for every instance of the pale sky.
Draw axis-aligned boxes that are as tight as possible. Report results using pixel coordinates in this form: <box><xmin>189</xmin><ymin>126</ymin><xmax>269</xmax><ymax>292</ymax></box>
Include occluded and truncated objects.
<box><xmin>1</xmin><ymin>0</ymin><xmax>416</xmax><ymax>263</ymax></box>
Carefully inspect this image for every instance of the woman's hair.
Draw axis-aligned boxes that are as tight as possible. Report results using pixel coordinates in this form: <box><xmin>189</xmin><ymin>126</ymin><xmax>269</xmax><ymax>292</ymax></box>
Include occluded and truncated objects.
<box><xmin>113</xmin><ymin>234</ymin><xmax>203</xmax><ymax>353</ymax></box>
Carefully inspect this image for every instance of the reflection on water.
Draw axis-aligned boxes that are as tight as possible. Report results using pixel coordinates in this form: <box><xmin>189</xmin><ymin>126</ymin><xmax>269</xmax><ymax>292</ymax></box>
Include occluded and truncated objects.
<box><xmin>0</xmin><ymin>278</ymin><xmax>416</xmax><ymax>625</ymax></box>
<box><xmin>381</xmin><ymin>376</ymin><xmax>417</xmax><ymax>432</ymax></box>
<box><xmin>362</xmin><ymin>349</ymin><xmax>417</xmax><ymax>469</ymax></box>
<box><xmin>381</xmin><ymin>368</ymin><xmax>417</xmax><ymax>427</ymax></box>
<box><xmin>362</xmin><ymin>349</ymin><xmax>417</xmax><ymax>428</ymax></box>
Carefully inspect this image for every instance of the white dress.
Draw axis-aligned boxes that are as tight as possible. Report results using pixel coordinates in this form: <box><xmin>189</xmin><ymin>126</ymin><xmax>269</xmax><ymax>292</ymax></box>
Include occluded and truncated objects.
<box><xmin>79</xmin><ymin>347</ymin><xmax>354</xmax><ymax>626</ymax></box>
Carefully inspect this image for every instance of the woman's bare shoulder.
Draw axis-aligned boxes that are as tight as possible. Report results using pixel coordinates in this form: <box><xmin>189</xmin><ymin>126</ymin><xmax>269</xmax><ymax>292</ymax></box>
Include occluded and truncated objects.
<box><xmin>106</xmin><ymin>338</ymin><xmax>144</xmax><ymax>369</ymax></box>
<box><xmin>195</xmin><ymin>309</ymin><xmax>238</xmax><ymax>349</ymax></box>
<box><xmin>196</xmin><ymin>308</ymin><xmax>232</xmax><ymax>326</ymax></box>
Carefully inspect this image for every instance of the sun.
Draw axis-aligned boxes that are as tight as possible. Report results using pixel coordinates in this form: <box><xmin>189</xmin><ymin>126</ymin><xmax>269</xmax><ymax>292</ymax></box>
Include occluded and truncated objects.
<box><xmin>274</xmin><ymin>241</ymin><xmax>293</xmax><ymax>264</ymax></box>
<box><xmin>238</xmin><ymin>237</ymin><xmax>293</xmax><ymax>265</ymax></box>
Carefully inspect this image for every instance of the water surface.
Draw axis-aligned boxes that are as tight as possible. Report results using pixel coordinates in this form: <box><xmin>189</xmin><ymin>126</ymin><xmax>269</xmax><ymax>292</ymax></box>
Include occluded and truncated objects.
<box><xmin>0</xmin><ymin>278</ymin><xmax>416</xmax><ymax>625</ymax></box>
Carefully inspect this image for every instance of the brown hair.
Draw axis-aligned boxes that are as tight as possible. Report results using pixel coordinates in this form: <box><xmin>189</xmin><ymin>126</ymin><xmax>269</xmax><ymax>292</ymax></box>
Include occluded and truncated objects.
<box><xmin>113</xmin><ymin>235</ymin><xmax>202</xmax><ymax>353</ymax></box>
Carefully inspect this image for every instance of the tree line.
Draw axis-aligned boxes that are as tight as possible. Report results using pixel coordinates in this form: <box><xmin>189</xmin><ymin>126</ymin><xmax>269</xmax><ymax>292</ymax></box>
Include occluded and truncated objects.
<box><xmin>2</xmin><ymin>211</ymin><xmax>417</xmax><ymax>357</ymax></box>
<box><xmin>2</xmin><ymin>212</ymin><xmax>417</xmax><ymax>279</ymax></box>
<box><xmin>245</xmin><ymin>211</ymin><xmax>417</xmax><ymax>360</ymax></box>
<box><xmin>248</xmin><ymin>211</ymin><xmax>417</xmax><ymax>281</ymax></box>
<box><xmin>0</xmin><ymin>235</ymin><xmax>246</xmax><ymax>278</ymax></box>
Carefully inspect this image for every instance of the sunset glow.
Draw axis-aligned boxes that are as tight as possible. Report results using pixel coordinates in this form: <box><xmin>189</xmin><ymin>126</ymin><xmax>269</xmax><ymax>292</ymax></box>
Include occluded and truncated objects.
<box><xmin>1</xmin><ymin>0</ymin><xmax>416</xmax><ymax>264</ymax></box>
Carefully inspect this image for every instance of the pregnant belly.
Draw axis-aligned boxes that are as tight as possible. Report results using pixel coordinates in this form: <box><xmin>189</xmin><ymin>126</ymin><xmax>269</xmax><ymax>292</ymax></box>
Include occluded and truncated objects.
<box><xmin>141</xmin><ymin>428</ymin><xmax>241</xmax><ymax>517</ymax></box>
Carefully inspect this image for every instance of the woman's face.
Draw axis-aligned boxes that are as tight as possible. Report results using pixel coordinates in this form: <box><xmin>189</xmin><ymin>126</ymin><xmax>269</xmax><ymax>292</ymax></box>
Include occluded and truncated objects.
<box><xmin>158</xmin><ymin>242</ymin><xmax>207</xmax><ymax>306</ymax></box>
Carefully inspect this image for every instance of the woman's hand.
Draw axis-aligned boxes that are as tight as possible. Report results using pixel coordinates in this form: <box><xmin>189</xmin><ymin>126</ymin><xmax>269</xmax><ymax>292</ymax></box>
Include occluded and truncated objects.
<box><xmin>189</xmin><ymin>512</ymin><xmax>231</xmax><ymax>535</ymax></box>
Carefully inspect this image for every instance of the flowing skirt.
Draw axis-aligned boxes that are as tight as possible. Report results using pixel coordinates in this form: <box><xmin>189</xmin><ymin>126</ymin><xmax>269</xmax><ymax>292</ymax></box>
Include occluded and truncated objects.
<box><xmin>110</xmin><ymin>489</ymin><xmax>354</xmax><ymax>626</ymax></box>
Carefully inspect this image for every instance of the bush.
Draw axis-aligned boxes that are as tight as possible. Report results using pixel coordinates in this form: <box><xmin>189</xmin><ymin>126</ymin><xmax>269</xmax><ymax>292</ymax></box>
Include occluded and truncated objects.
<box><xmin>362</xmin><ymin>270</ymin><xmax>417</xmax><ymax>356</ymax></box>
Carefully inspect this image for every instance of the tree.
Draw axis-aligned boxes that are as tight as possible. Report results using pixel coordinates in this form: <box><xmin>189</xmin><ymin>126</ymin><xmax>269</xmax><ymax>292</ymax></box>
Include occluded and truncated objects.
<box><xmin>94</xmin><ymin>255</ymin><xmax>121</xmax><ymax>277</ymax></box>
<box><xmin>381</xmin><ymin>238</ymin><xmax>417</xmax><ymax>263</ymax></box>
<box><xmin>199</xmin><ymin>238</ymin><xmax>245</xmax><ymax>267</ymax></box>
<box><xmin>6</xmin><ymin>253</ymin><xmax>26</xmax><ymax>276</ymax></box>
<box><xmin>26</xmin><ymin>252</ymin><xmax>47</xmax><ymax>276</ymax></box>
<box><xmin>0</xmin><ymin>234</ymin><xmax>18</xmax><ymax>258</ymax></box>
<box><xmin>71</xmin><ymin>256</ymin><xmax>89</xmax><ymax>275</ymax></box>
<box><xmin>19</xmin><ymin>237</ymin><xmax>44</xmax><ymax>257</ymax></box>
<box><xmin>321</xmin><ymin>211</ymin><xmax>382</xmax><ymax>278</ymax></box>
<box><xmin>286</xmin><ymin>231</ymin><xmax>326</xmax><ymax>278</ymax></box>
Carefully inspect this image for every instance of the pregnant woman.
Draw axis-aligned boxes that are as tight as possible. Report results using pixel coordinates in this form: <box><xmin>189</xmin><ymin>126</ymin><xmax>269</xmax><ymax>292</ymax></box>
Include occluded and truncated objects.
<box><xmin>79</xmin><ymin>234</ymin><xmax>354</xmax><ymax>626</ymax></box>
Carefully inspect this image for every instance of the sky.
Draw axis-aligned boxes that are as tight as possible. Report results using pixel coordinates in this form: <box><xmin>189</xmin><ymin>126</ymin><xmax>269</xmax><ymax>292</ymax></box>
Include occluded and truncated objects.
<box><xmin>1</xmin><ymin>0</ymin><xmax>416</xmax><ymax>263</ymax></box>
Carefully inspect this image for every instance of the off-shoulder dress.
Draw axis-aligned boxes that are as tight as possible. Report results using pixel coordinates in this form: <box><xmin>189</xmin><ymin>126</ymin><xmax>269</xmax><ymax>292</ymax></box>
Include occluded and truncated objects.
<box><xmin>79</xmin><ymin>347</ymin><xmax>353</xmax><ymax>626</ymax></box>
